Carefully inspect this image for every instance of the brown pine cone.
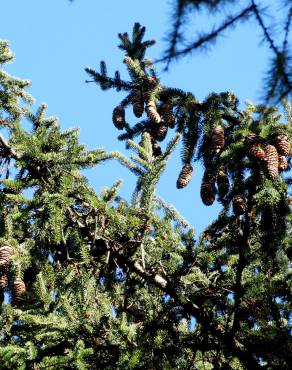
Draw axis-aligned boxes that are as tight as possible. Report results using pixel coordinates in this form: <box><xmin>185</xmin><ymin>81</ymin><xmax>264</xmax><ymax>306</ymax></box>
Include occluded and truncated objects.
<box><xmin>211</xmin><ymin>126</ymin><xmax>225</xmax><ymax>153</ymax></box>
<box><xmin>146</xmin><ymin>101</ymin><xmax>161</xmax><ymax>124</ymax></box>
<box><xmin>160</xmin><ymin>103</ymin><xmax>175</xmax><ymax>128</ymax></box>
<box><xmin>232</xmin><ymin>196</ymin><xmax>247</xmax><ymax>216</ymax></box>
<box><xmin>264</xmin><ymin>145</ymin><xmax>279</xmax><ymax>179</ymax></box>
<box><xmin>152</xmin><ymin>141</ymin><xmax>162</xmax><ymax>157</ymax></box>
<box><xmin>112</xmin><ymin>105</ymin><xmax>126</xmax><ymax>129</ymax></box>
<box><xmin>249</xmin><ymin>144</ymin><xmax>265</xmax><ymax>160</ymax></box>
<box><xmin>245</xmin><ymin>133</ymin><xmax>259</xmax><ymax>145</ymax></box>
<box><xmin>200</xmin><ymin>178</ymin><xmax>216</xmax><ymax>206</ymax></box>
<box><xmin>176</xmin><ymin>164</ymin><xmax>193</xmax><ymax>189</ymax></box>
<box><xmin>132</xmin><ymin>91</ymin><xmax>144</xmax><ymax>118</ymax></box>
<box><xmin>12</xmin><ymin>278</ymin><xmax>26</xmax><ymax>305</ymax></box>
<box><xmin>278</xmin><ymin>155</ymin><xmax>289</xmax><ymax>171</ymax></box>
<box><xmin>0</xmin><ymin>275</ymin><xmax>8</xmax><ymax>289</ymax></box>
<box><xmin>275</xmin><ymin>134</ymin><xmax>290</xmax><ymax>156</ymax></box>
<box><xmin>150</xmin><ymin>123</ymin><xmax>168</xmax><ymax>141</ymax></box>
<box><xmin>217</xmin><ymin>170</ymin><xmax>229</xmax><ymax>198</ymax></box>
<box><xmin>0</xmin><ymin>245</ymin><xmax>14</xmax><ymax>271</ymax></box>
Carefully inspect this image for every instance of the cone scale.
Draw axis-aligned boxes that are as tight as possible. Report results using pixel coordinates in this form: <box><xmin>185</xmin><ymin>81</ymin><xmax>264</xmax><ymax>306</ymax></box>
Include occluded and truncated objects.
<box><xmin>275</xmin><ymin>134</ymin><xmax>290</xmax><ymax>156</ymax></box>
<box><xmin>112</xmin><ymin>105</ymin><xmax>126</xmax><ymax>129</ymax></box>
<box><xmin>0</xmin><ymin>245</ymin><xmax>14</xmax><ymax>271</ymax></box>
<box><xmin>146</xmin><ymin>101</ymin><xmax>161</xmax><ymax>124</ymax></box>
<box><xmin>264</xmin><ymin>145</ymin><xmax>279</xmax><ymax>179</ymax></box>
<box><xmin>176</xmin><ymin>164</ymin><xmax>193</xmax><ymax>189</ymax></box>
<box><xmin>200</xmin><ymin>180</ymin><xmax>216</xmax><ymax>206</ymax></box>
<box><xmin>211</xmin><ymin>126</ymin><xmax>225</xmax><ymax>153</ymax></box>
<box><xmin>132</xmin><ymin>91</ymin><xmax>144</xmax><ymax>118</ymax></box>
<box><xmin>12</xmin><ymin>278</ymin><xmax>26</xmax><ymax>305</ymax></box>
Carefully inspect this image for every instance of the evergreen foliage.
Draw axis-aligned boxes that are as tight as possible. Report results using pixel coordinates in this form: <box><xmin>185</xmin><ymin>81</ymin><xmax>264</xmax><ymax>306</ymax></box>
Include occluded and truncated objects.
<box><xmin>0</xmin><ymin>23</ymin><xmax>291</xmax><ymax>369</ymax></box>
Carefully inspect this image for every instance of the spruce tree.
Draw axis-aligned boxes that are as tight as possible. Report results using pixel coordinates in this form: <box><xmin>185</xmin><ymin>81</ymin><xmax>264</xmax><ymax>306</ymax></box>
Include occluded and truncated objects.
<box><xmin>0</xmin><ymin>23</ymin><xmax>291</xmax><ymax>369</ymax></box>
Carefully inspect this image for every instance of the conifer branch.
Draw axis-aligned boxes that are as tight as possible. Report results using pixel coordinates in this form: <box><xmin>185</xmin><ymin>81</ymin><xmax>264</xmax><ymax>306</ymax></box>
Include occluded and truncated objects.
<box><xmin>283</xmin><ymin>4</ymin><xmax>292</xmax><ymax>52</ymax></box>
<box><xmin>157</xmin><ymin>4</ymin><xmax>255</xmax><ymax>65</ymax></box>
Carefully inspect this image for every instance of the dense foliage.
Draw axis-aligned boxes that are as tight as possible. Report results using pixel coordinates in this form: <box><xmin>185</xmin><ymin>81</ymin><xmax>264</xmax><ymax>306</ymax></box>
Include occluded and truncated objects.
<box><xmin>0</xmin><ymin>24</ymin><xmax>291</xmax><ymax>369</ymax></box>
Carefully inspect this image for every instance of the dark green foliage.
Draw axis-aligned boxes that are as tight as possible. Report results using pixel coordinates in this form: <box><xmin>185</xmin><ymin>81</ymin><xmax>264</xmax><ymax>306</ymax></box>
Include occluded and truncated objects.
<box><xmin>0</xmin><ymin>24</ymin><xmax>291</xmax><ymax>370</ymax></box>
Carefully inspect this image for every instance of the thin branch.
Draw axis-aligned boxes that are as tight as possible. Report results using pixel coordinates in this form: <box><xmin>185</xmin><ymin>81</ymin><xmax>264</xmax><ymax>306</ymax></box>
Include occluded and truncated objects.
<box><xmin>0</xmin><ymin>133</ymin><xmax>19</xmax><ymax>159</ymax></box>
<box><xmin>283</xmin><ymin>4</ymin><xmax>292</xmax><ymax>52</ymax></box>
<box><xmin>163</xmin><ymin>0</ymin><xmax>188</xmax><ymax>69</ymax></box>
<box><xmin>157</xmin><ymin>4</ymin><xmax>255</xmax><ymax>64</ymax></box>
<box><xmin>251</xmin><ymin>0</ymin><xmax>280</xmax><ymax>55</ymax></box>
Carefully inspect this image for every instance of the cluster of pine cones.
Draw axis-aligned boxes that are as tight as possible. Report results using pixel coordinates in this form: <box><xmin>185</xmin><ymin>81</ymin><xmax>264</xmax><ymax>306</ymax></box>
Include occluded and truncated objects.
<box><xmin>112</xmin><ymin>77</ymin><xmax>176</xmax><ymax>156</ymax></box>
<box><xmin>0</xmin><ymin>245</ymin><xmax>26</xmax><ymax>305</ymax></box>
<box><xmin>200</xmin><ymin>126</ymin><xmax>226</xmax><ymax>205</ymax></box>
<box><xmin>247</xmin><ymin>133</ymin><xmax>291</xmax><ymax>179</ymax></box>
<box><xmin>200</xmin><ymin>168</ymin><xmax>228</xmax><ymax>207</ymax></box>
<box><xmin>175</xmin><ymin>125</ymin><xmax>226</xmax><ymax>201</ymax></box>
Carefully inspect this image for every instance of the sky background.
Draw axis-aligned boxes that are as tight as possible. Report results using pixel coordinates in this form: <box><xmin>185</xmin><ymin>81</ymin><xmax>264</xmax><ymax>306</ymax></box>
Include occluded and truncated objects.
<box><xmin>0</xmin><ymin>0</ymin><xmax>276</xmax><ymax>235</ymax></box>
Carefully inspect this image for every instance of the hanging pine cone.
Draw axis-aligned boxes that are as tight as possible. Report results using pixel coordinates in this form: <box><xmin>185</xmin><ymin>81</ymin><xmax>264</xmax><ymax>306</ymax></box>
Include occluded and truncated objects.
<box><xmin>176</xmin><ymin>164</ymin><xmax>193</xmax><ymax>189</ymax></box>
<box><xmin>249</xmin><ymin>144</ymin><xmax>265</xmax><ymax>160</ymax></box>
<box><xmin>246</xmin><ymin>133</ymin><xmax>259</xmax><ymax>145</ymax></box>
<box><xmin>275</xmin><ymin>134</ymin><xmax>290</xmax><ymax>156</ymax></box>
<box><xmin>0</xmin><ymin>245</ymin><xmax>14</xmax><ymax>271</ymax></box>
<box><xmin>278</xmin><ymin>155</ymin><xmax>289</xmax><ymax>171</ymax></box>
<box><xmin>112</xmin><ymin>105</ymin><xmax>126</xmax><ymax>129</ymax></box>
<box><xmin>264</xmin><ymin>145</ymin><xmax>279</xmax><ymax>179</ymax></box>
<box><xmin>12</xmin><ymin>278</ymin><xmax>26</xmax><ymax>305</ymax></box>
<box><xmin>0</xmin><ymin>275</ymin><xmax>8</xmax><ymax>289</ymax></box>
<box><xmin>150</xmin><ymin>123</ymin><xmax>168</xmax><ymax>141</ymax></box>
<box><xmin>200</xmin><ymin>177</ymin><xmax>216</xmax><ymax>206</ymax></box>
<box><xmin>217</xmin><ymin>170</ymin><xmax>229</xmax><ymax>198</ymax></box>
<box><xmin>160</xmin><ymin>103</ymin><xmax>175</xmax><ymax>128</ymax></box>
<box><xmin>132</xmin><ymin>91</ymin><xmax>144</xmax><ymax>118</ymax></box>
<box><xmin>232</xmin><ymin>196</ymin><xmax>247</xmax><ymax>216</ymax></box>
<box><xmin>211</xmin><ymin>126</ymin><xmax>225</xmax><ymax>153</ymax></box>
<box><xmin>146</xmin><ymin>101</ymin><xmax>161</xmax><ymax>124</ymax></box>
<box><xmin>152</xmin><ymin>141</ymin><xmax>162</xmax><ymax>157</ymax></box>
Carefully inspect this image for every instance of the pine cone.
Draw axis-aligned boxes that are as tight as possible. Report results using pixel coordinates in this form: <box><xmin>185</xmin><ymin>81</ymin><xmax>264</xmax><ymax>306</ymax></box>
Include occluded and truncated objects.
<box><xmin>146</xmin><ymin>101</ymin><xmax>161</xmax><ymax>124</ymax></box>
<box><xmin>275</xmin><ymin>134</ymin><xmax>290</xmax><ymax>156</ymax></box>
<box><xmin>0</xmin><ymin>275</ymin><xmax>8</xmax><ymax>289</ymax></box>
<box><xmin>217</xmin><ymin>170</ymin><xmax>229</xmax><ymax>198</ymax></box>
<box><xmin>160</xmin><ymin>103</ymin><xmax>175</xmax><ymax>128</ymax></box>
<box><xmin>264</xmin><ymin>145</ymin><xmax>279</xmax><ymax>179</ymax></box>
<box><xmin>132</xmin><ymin>91</ymin><xmax>144</xmax><ymax>118</ymax></box>
<box><xmin>278</xmin><ymin>155</ymin><xmax>289</xmax><ymax>171</ymax></box>
<box><xmin>232</xmin><ymin>196</ymin><xmax>247</xmax><ymax>216</ymax></box>
<box><xmin>152</xmin><ymin>141</ymin><xmax>162</xmax><ymax>157</ymax></box>
<box><xmin>249</xmin><ymin>144</ymin><xmax>265</xmax><ymax>160</ymax></box>
<box><xmin>176</xmin><ymin>164</ymin><xmax>193</xmax><ymax>189</ymax></box>
<box><xmin>112</xmin><ymin>105</ymin><xmax>126</xmax><ymax>129</ymax></box>
<box><xmin>150</xmin><ymin>123</ymin><xmax>168</xmax><ymax>141</ymax></box>
<box><xmin>211</xmin><ymin>126</ymin><xmax>225</xmax><ymax>153</ymax></box>
<box><xmin>0</xmin><ymin>245</ymin><xmax>14</xmax><ymax>271</ymax></box>
<box><xmin>200</xmin><ymin>175</ymin><xmax>216</xmax><ymax>206</ymax></box>
<box><xmin>12</xmin><ymin>278</ymin><xmax>26</xmax><ymax>305</ymax></box>
<box><xmin>245</xmin><ymin>133</ymin><xmax>259</xmax><ymax>145</ymax></box>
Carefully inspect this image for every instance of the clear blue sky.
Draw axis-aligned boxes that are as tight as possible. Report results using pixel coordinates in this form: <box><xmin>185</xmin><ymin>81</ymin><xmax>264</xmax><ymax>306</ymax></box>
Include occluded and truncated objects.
<box><xmin>0</xmin><ymin>0</ymin><xmax>272</xmax><ymax>235</ymax></box>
